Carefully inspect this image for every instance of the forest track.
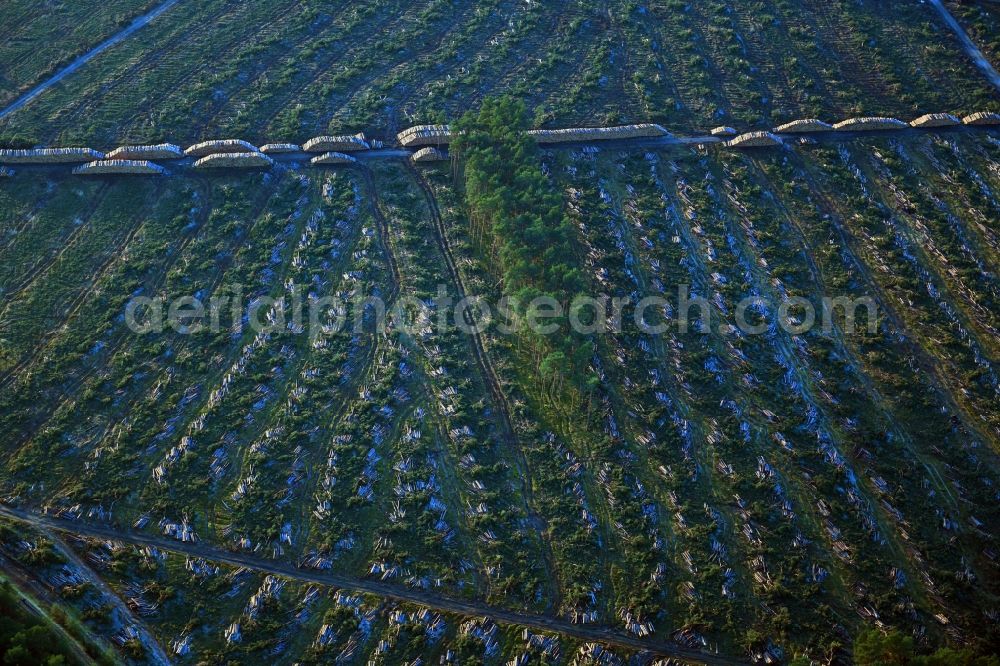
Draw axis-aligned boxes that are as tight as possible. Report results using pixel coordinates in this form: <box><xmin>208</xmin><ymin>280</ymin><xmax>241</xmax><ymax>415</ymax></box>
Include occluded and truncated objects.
<box><xmin>356</xmin><ymin>164</ymin><xmax>401</xmax><ymax>304</ymax></box>
<box><xmin>0</xmin><ymin>503</ymin><xmax>746</xmax><ymax>666</ymax></box>
<box><xmin>3</xmin><ymin>126</ymin><xmax>1000</xmax><ymax>181</ymax></box>
<box><xmin>0</xmin><ymin>0</ymin><xmax>183</xmax><ymax>120</ymax></box>
<box><xmin>45</xmin><ymin>531</ymin><xmax>172</xmax><ymax>665</ymax></box>
<box><xmin>927</xmin><ymin>0</ymin><xmax>1000</xmax><ymax>93</ymax></box>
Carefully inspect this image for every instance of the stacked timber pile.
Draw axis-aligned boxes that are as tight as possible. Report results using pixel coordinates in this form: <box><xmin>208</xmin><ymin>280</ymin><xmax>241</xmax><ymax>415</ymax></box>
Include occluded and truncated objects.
<box><xmin>832</xmin><ymin>117</ymin><xmax>908</xmax><ymax>131</ymax></box>
<box><xmin>0</xmin><ymin>147</ymin><xmax>104</xmax><ymax>163</ymax></box>
<box><xmin>193</xmin><ymin>152</ymin><xmax>273</xmax><ymax>169</ymax></box>
<box><xmin>710</xmin><ymin>126</ymin><xmax>738</xmax><ymax>137</ymax></box>
<box><xmin>726</xmin><ymin>131</ymin><xmax>782</xmax><ymax>148</ymax></box>
<box><xmin>528</xmin><ymin>123</ymin><xmax>669</xmax><ymax>144</ymax></box>
<box><xmin>303</xmin><ymin>133</ymin><xmax>369</xmax><ymax>152</ymax></box>
<box><xmin>774</xmin><ymin>119</ymin><xmax>832</xmax><ymax>133</ymax></box>
<box><xmin>260</xmin><ymin>143</ymin><xmax>301</xmax><ymax>154</ymax></box>
<box><xmin>185</xmin><ymin>140</ymin><xmax>258</xmax><ymax>157</ymax></box>
<box><xmin>910</xmin><ymin>113</ymin><xmax>961</xmax><ymax>128</ymax></box>
<box><xmin>963</xmin><ymin>111</ymin><xmax>1000</xmax><ymax>126</ymax></box>
<box><xmin>106</xmin><ymin>143</ymin><xmax>184</xmax><ymax>160</ymax></box>
<box><xmin>411</xmin><ymin>147</ymin><xmax>447</xmax><ymax>163</ymax></box>
<box><xmin>397</xmin><ymin>124</ymin><xmax>453</xmax><ymax>147</ymax></box>
<box><xmin>0</xmin><ymin>166</ymin><xmax>13</xmax><ymax>177</ymax></box>
<box><xmin>310</xmin><ymin>152</ymin><xmax>356</xmax><ymax>165</ymax></box>
<box><xmin>72</xmin><ymin>160</ymin><xmax>167</xmax><ymax>176</ymax></box>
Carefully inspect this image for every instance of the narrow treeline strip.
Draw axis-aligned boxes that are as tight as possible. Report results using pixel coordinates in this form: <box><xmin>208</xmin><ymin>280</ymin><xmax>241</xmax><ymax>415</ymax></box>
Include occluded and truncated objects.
<box><xmin>451</xmin><ymin>96</ymin><xmax>594</xmax><ymax>387</ymax></box>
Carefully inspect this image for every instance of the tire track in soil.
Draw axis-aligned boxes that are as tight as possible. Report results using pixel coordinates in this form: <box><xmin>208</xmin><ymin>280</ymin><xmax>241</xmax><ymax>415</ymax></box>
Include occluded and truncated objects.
<box><xmin>234</xmin><ymin>0</ymin><xmax>436</xmax><ymax>137</ymax></box>
<box><xmin>288</xmin><ymin>172</ymin><xmax>382</xmax><ymax>560</ymax></box>
<box><xmin>359</xmin><ymin>165</ymin><xmax>495</xmax><ymax>598</ymax></box>
<box><xmin>312</xmin><ymin>0</ymin><xmax>479</xmax><ymax>134</ymax></box>
<box><xmin>706</xmin><ymin>156</ymin><xmax>953</xmax><ymax>618</ymax></box>
<box><xmin>0</xmin><ymin>183</ymin><xmax>64</xmax><ymax>256</ymax></box>
<box><xmin>591</xmin><ymin>165</ymin><xmax>754</xmax><ymax>615</ymax></box>
<box><xmin>356</xmin><ymin>0</ymin><xmax>513</xmax><ymax>134</ymax></box>
<box><xmin>5</xmin><ymin>174</ymin><xmax>293</xmax><ymax>485</ymax></box>
<box><xmin>356</xmin><ymin>164</ymin><xmax>401</xmax><ymax>303</ymax></box>
<box><xmin>101</xmin><ymin>0</ymin><xmax>305</xmax><ymax>142</ymax></box>
<box><xmin>286</xmin><ymin>164</ymin><xmax>404</xmax><ymax>556</ymax></box>
<box><xmin>115</xmin><ymin>174</ymin><xmax>309</xmax><ymax>484</ymax></box>
<box><xmin>745</xmin><ymin>156</ymin><xmax>962</xmax><ymax>511</ymax></box>
<box><xmin>210</xmin><ymin>176</ymin><xmax>377</xmax><ymax>551</ymax></box>
<box><xmin>206</xmin><ymin>1</ymin><xmax>402</xmax><ymax>137</ymax></box>
<box><xmin>468</xmin><ymin>10</ymin><xmax>577</xmax><ymax>116</ymax></box>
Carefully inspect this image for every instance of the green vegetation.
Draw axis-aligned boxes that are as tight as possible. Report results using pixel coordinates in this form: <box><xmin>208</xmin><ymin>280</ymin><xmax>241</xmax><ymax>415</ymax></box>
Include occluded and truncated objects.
<box><xmin>854</xmin><ymin>629</ymin><xmax>1000</xmax><ymax>666</ymax></box>
<box><xmin>0</xmin><ymin>0</ymin><xmax>158</xmax><ymax>107</ymax></box>
<box><xmin>0</xmin><ymin>579</ymin><xmax>83</xmax><ymax>665</ymax></box>
<box><xmin>454</xmin><ymin>96</ymin><xmax>593</xmax><ymax>387</ymax></box>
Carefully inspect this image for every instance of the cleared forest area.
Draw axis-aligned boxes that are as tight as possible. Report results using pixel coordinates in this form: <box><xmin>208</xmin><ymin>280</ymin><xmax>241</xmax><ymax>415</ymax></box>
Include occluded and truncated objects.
<box><xmin>0</xmin><ymin>0</ymin><xmax>161</xmax><ymax>107</ymax></box>
<box><xmin>1</xmin><ymin>0</ymin><xmax>999</xmax><ymax>146</ymax></box>
<box><xmin>0</xmin><ymin>126</ymin><xmax>998</xmax><ymax>662</ymax></box>
<box><xmin>2</xmin><ymin>1</ymin><xmax>1000</xmax><ymax>663</ymax></box>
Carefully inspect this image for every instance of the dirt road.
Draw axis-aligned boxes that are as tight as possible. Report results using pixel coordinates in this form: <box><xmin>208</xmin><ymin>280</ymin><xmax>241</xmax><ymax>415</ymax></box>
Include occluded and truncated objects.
<box><xmin>0</xmin><ymin>503</ymin><xmax>745</xmax><ymax>665</ymax></box>
<box><xmin>0</xmin><ymin>0</ymin><xmax>183</xmax><ymax>120</ymax></box>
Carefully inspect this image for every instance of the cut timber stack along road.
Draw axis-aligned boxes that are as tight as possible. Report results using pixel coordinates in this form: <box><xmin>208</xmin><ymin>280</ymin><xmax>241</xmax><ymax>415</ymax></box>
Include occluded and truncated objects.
<box><xmin>2</xmin><ymin>114</ymin><xmax>1000</xmax><ymax>178</ymax></box>
<box><xmin>0</xmin><ymin>503</ymin><xmax>744</xmax><ymax>666</ymax></box>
